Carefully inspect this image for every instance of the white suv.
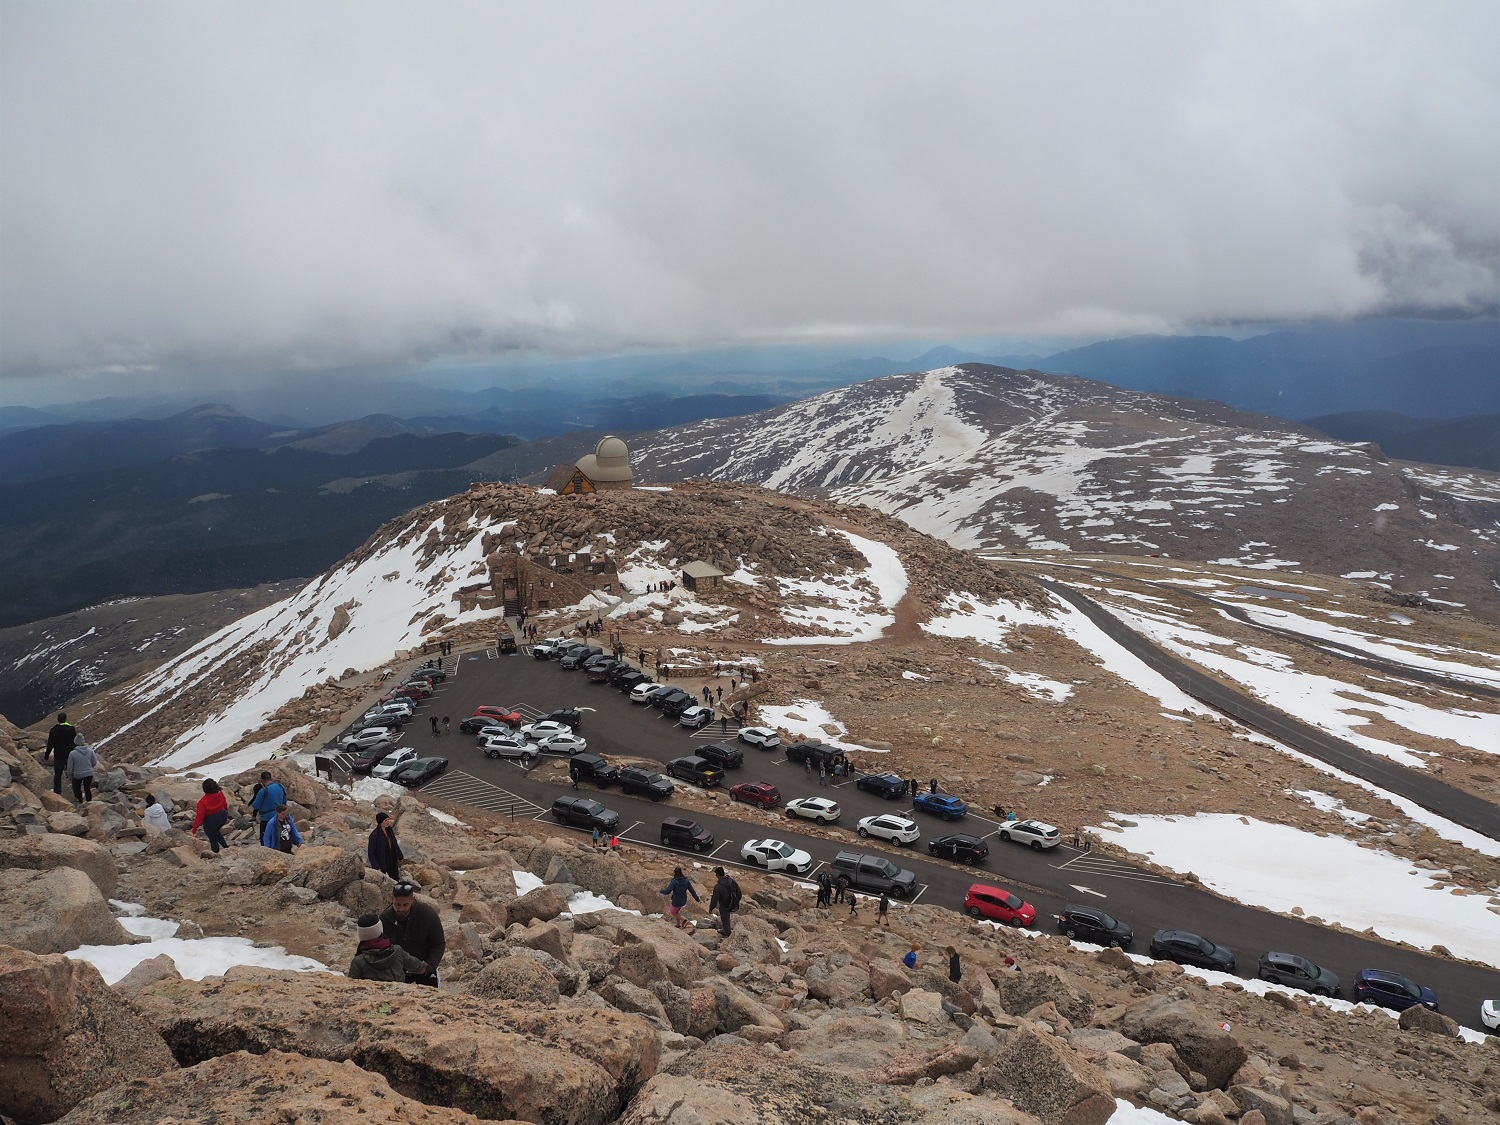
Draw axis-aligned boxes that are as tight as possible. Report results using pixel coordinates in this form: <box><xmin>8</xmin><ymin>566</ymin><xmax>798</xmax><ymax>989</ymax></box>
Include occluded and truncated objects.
<box><xmin>341</xmin><ymin>726</ymin><xmax>394</xmax><ymax>750</ymax></box>
<box><xmin>857</xmin><ymin>814</ymin><xmax>920</xmax><ymax>846</ymax></box>
<box><xmin>1000</xmin><ymin>819</ymin><xmax>1061</xmax><ymax>850</ymax></box>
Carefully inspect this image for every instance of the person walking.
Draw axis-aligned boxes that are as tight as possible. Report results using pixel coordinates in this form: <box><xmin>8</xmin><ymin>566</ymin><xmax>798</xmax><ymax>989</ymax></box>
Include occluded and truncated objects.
<box><xmin>833</xmin><ymin>873</ymin><xmax>848</xmax><ymax>904</ymax></box>
<box><xmin>902</xmin><ymin>943</ymin><xmax>920</xmax><ymax>970</ymax></box>
<box><xmin>804</xmin><ymin>757</ymin><xmax>812</xmax><ymax>778</ymax></box>
<box><xmin>42</xmin><ymin>712</ymin><xmax>77</xmax><ymax>796</ymax></box>
<box><xmin>715</xmin><ymin>685</ymin><xmax>723</xmax><ymax>703</ymax></box>
<box><xmin>249</xmin><ymin>771</ymin><xmax>286</xmax><ymax>835</ymax></box>
<box><xmin>818</xmin><ymin>764</ymin><xmax>828</xmax><ymax>787</ymax></box>
<box><xmin>946</xmin><ymin>945</ymin><xmax>962</xmax><ymax>983</ymax></box>
<box><xmin>816</xmin><ymin>871</ymin><xmax>832</xmax><ymax>909</ymax></box>
<box><xmin>708</xmin><ymin>866</ymin><xmax>741</xmax><ymax>936</ymax></box>
<box><xmin>877</xmin><ymin>891</ymin><xmax>890</xmax><ymax>926</ymax></box>
<box><xmin>847</xmin><ymin>893</ymin><xmax>858</xmax><ymax>917</ymax></box>
<box><xmin>191</xmin><ymin>779</ymin><xmax>231</xmax><ymax>854</ymax></box>
<box><xmin>380</xmin><ymin>881</ymin><xmax>445</xmax><ymax>986</ymax></box>
<box><xmin>442</xmin><ymin>715</ymin><xmax>451</xmax><ymax>735</ymax></box>
<box><xmin>367</xmin><ymin>811</ymin><xmax>403</xmax><ymax>879</ymax></box>
<box><xmin>720</xmin><ymin>715</ymin><xmax>728</xmax><ymax>734</ymax></box>
<box><xmin>929</xmin><ymin>778</ymin><xmax>938</xmax><ymax>794</ymax></box>
<box><xmin>591</xmin><ymin>827</ymin><xmax>603</xmax><ymax>850</ymax></box>
<box><xmin>262</xmin><ymin>805</ymin><xmax>302</xmax><ymax>852</ymax></box>
<box><xmin>429</xmin><ymin>715</ymin><xmax>440</xmax><ymax>736</ymax></box>
<box><xmin>66</xmin><ymin>739</ymin><xmax>97</xmax><ymax>805</ymax></box>
<box><xmin>908</xmin><ymin>778</ymin><xmax>919</xmax><ymax>797</ymax></box>
<box><xmin>348</xmin><ymin>914</ymin><xmax>428</xmax><ymax>982</ymax></box>
<box><xmin>659</xmin><ymin>867</ymin><xmax>701</xmax><ymax>928</ymax></box>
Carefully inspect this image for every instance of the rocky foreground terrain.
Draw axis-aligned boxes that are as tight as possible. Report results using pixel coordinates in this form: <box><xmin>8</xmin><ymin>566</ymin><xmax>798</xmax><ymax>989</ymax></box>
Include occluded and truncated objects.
<box><xmin>1</xmin><ymin>717</ymin><xmax>1496</xmax><ymax>1125</ymax></box>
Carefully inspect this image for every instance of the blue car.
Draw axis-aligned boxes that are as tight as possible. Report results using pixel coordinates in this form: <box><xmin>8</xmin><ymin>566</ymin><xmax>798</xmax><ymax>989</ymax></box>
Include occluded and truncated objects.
<box><xmin>913</xmin><ymin>792</ymin><xmax>968</xmax><ymax>821</ymax></box>
<box><xmin>1354</xmin><ymin>969</ymin><xmax>1438</xmax><ymax>1012</ymax></box>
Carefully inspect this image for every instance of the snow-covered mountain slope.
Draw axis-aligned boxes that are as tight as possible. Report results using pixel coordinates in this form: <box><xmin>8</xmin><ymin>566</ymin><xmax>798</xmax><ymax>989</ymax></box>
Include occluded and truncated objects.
<box><xmin>632</xmin><ymin>365</ymin><xmax>1500</xmax><ymax>622</ymax></box>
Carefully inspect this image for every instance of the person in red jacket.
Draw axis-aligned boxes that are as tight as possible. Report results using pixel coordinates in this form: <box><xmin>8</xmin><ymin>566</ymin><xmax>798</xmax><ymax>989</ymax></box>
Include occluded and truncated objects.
<box><xmin>190</xmin><ymin>778</ymin><xmax>231</xmax><ymax>853</ymax></box>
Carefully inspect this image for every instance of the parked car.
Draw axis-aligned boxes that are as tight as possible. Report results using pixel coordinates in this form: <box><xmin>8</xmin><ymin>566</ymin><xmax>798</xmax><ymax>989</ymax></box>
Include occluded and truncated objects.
<box><xmin>728</xmin><ymin>781</ymin><xmax>780</xmax><ymax>808</ymax></box>
<box><xmin>543</xmin><ymin>707</ymin><xmax>583</xmax><ymax>730</ymax></box>
<box><xmin>696</xmin><ymin>742</ymin><xmax>744</xmax><ymax>769</ymax></box>
<box><xmin>857</xmin><ymin>813</ymin><xmax>920</xmax><ymax>846</ymax></box>
<box><xmin>550</xmin><ymin>796</ymin><xmax>621</xmax><ymax>832</ymax></box>
<box><xmin>535</xmin><ymin>732</ymin><xmax>588</xmax><ymax>756</ymax></box>
<box><xmin>666</xmin><ymin>756</ymin><xmax>724</xmax><ymax>788</ymax></box>
<box><xmin>651</xmin><ymin>687</ymin><xmax>692</xmax><ymax>711</ymax></box>
<box><xmin>616</xmin><ymin>670</ymin><xmax>650</xmax><ymax>692</ymax></box>
<box><xmin>587</xmin><ymin>659</ymin><xmax>623</xmax><ymax>683</ymax></box>
<box><xmin>349</xmin><ymin>741</ymin><xmax>398</xmax><ymax>773</ymax></box>
<box><xmin>532</xmin><ymin>639</ymin><xmax>567</xmax><ymax>660</ymax></box>
<box><xmin>362</xmin><ymin>703</ymin><xmax>412</xmax><ymax>726</ymax></box>
<box><xmin>473</xmin><ymin>723</ymin><xmax>522</xmax><ymax>743</ymax></box>
<box><xmin>410</xmin><ymin>662</ymin><xmax>447</xmax><ymax>682</ymax></box>
<box><xmin>521</xmin><ymin>720</ymin><xmax>574</xmax><ymax>741</ymax></box>
<box><xmin>1257</xmin><ymin>952</ymin><xmax>1340</xmax><ymax>997</ymax></box>
<box><xmin>370</xmin><ymin>746</ymin><xmax>419</xmax><ymax>780</ymax></box>
<box><xmin>391</xmin><ymin>756</ymin><xmax>448</xmax><ymax>787</ymax></box>
<box><xmin>607</xmin><ymin>663</ymin><xmax>639</xmax><ymax>686</ymax></box>
<box><xmin>568</xmin><ymin>754</ymin><xmax>619</xmax><ymax>787</ymax></box>
<box><xmin>785</xmin><ymin>796</ymin><xmax>841</xmax><ymax>823</ymax></box>
<box><xmin>1056</xmin><ymin>905</ymin><xmax>1135</xmax><ymax>949</ymax></box>
<box><xmin>630</xmin><ymin>682</ymin><xmax>665</xmax><ymax>704</ymax></box>
<box><xmin>855</xmin><ymin>771</ymin><xmax>909</xmax><ymax>800</ymax></box>
<box><xmin>618</xmin><ymin>766</ymin><xmax>674</xmax><ymax>801</ymax></box>
<box><xmin>784</xmin><ymin>740</ymin><xmax>846</xmax><ymax>771</ymax></box>
<box><xmin>559</xmin><ymin>646</ymin><xmax>604</xmax><ymax>669</ymax></box>
<box><xmin>478</xmin><ymin>732</ymin><xmax>533</xmax><ymax>761</ymax></box>
<box><xmin>912</xmin><ymin>792</ymin><xmax>968</xmax><ymax>821</ymax></box>
<box><xmin>1149</xmin><ymin>930</ymin><xmax>1237</xmax><ymax>972</ymax></box>
<box><xmin>402</xmin><ymin>677</ymin><xmax>434</xmax><ymax>694</ymax></box>
<box><xmin>468</xmin><ymin>705</ymin><xmax>522</xmax><ymax>728</ymax></box>
<box><xmin>386</xmin><ymin>682</ymin><xmax>432</xmax><ymax>701</ymax></box>
<box><xmin>342</xmin><ymin>726</ymin><xmax>395</xmax><ymax>751</ymax></box>
<box><xmin>1354</xmin><ymin>969</ymin><xmax>1437</xmax><ymax>1012</ymax></box>
<box><xmin>658</xmin><ymin>691</ymin><xmax>696</xmax><ymax>718</ymax></box>
<box><xmin>660</xmin><ymin>817</ymin><xmax>715</xmax><ymax>851</ymax></box>
<box><xmin>741</xmin><ymin>838</ymin><xmax>812</xmax><ymax>874</ymax></box>
<box><xmin>963</xmin><ymin>883</ymin><xmax>1036</xmax><ymax>926</ymax></box>
<box><xmin>1483</xmin><ymin>999</ymin><xmax>1500</xmax><ymax>1030</ymax></box>
<box><xmin>829</xmin><ymin>851</ymin><xmax>917</xmax><ymax>898</ymax></box>
<box><xmin>737</xmin><ymin>727</ymin><xmax>781</xmax><ymax>749</ymax></box>
<box><xmin>928</xmin><ymin>833</ymin><xmax>989</xmax><ymax>864</ymax></box>
<box><xmin>498</xmin><ymin>634</ymin><xmax>518</xmax><ymax>654</ymax></box>
<box><xmin>999</xmin><ymin>819</ymin><xmax>1061</xmax><ymax>850</ymax></box>
<box><xmin>678</xmin><ymin>705</ymin><xmax>715</xmax><ymax>729</ymax></box>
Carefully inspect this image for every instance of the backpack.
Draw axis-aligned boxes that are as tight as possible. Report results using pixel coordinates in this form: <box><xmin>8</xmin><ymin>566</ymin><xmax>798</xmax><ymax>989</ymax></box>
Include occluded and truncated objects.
<box><xmin>725</xmin><ymin>878</ymin><xmax>742</xmax><ymax>912</ymax></box>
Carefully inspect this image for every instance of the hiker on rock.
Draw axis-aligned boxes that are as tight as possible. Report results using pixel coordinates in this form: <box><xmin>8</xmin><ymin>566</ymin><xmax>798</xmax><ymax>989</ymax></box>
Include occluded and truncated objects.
<box><xmin>946</xmin><ymin>945</ymin><xmax>962</xmax><ymax>983</ymax></box>
<box><xmin>249</xmin><ymin>771</ymin><xmax>286</xmax><ymax>833</ymax></box>
<box><xmin>66</xmin><ymin>739</ymin><xmax>97</xmax><ymax>805</ymax></box>
<box><xmin>142</xmin><ymin>797</ymin><xmax>172</xmax><ymax>833</ymax></box>
<box><xmin>833</xmin><ymin>872</ymin><xmax>848</xmax><ymax>904</ymax></box>
<box><xmin>367</xmin><ymin>811</ymin><xmax>403</xmax><ymax>879</ymax></box>
<box><xmin>42</xmin><ymin>712</ymin><xmax>76</xmax><ymax>796</ymax></box>
<box><xmin>877</xmin><ymin>891</ymin><xmax>891</xmax><ymax>926</ymax></box>
<box><xmin>262</xmin><ymin>804</ymin><xmax>302</xmax><ymax>852</ymax></box>
<box><xmin>381</xmin><ymin>881</ymin><xmax>445</xmax><ymax>986</ymax></box>
<box><xmin>816</xmin><ymin>871</ymin><xmax>832</xmax><ymax>909</ymax></box>
<box><xmin>348</xmin><ymin>913</ymin><xmax>428</xmax><ymax>982</ymax></box>
<box><xmin>659</xmin><ymin>867</ymin><xmax>701</xmax><ymax>928</ymax></box>
<box><xmin>902</xmin><ymin>943</ymin><xmax>920</xmax><ymax>970</ymax></box>
<box><xmin>708</xmin><ymin>866</ymin><xmax>741</xmax><ymax>936</ymax></box>
<box><xmin>191</xmin><ymin>779</ymin><xmax>231</xmax><ymax>854</ymax></box>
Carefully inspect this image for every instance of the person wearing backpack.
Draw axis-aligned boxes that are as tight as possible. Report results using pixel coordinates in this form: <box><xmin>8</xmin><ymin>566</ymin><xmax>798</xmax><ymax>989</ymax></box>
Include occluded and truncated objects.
<box><xmin>708</xmin><ymin>865</ymin><xmax>741</xmax><ymax>936</ymax></box>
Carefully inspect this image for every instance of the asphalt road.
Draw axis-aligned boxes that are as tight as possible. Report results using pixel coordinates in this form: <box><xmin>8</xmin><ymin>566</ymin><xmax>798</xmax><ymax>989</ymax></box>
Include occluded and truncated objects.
<box><xmin>1034</xmin><ymin>577</ymin><xmax>1500</xmax><ymax>842</ymax></box>
<box><xmin>339</xmin><ymin>647</ymin><xmax>1500</xmax><ymax>1032</ymax></box>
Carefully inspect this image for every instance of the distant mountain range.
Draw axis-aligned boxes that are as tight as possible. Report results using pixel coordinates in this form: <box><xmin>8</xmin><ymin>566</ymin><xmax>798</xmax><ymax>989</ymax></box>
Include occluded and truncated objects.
<box><xmin>632</xmin><ymin>363</ymin><xmax>1500</xmax><ymax>623</ymax></box>
<box><xmin>1308</xmin><ymin>411</ymin><xmax>1500</xmax><ymax>472</ymax></box>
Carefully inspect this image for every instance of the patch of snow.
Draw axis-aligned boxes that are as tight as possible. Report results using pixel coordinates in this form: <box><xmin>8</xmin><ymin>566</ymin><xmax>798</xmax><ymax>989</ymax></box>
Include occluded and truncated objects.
<box><xmin>759</xmin><ymin>699</ymin><xmax>885</xmax><ymax>753</ymax></box>
<box><xmin>68</xmin><ymin>910</ymin><xmax>327</xmax><ymax>984</ymax></box>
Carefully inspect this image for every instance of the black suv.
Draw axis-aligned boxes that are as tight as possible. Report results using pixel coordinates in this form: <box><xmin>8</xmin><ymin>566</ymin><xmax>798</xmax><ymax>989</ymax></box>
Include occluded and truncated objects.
<box><xmin>587</xmin><ymin>659</ymin><xmax>623</xmax><ymax>683</ymax></box>
<box><xmin>696</xmin><ymin>742</ymin><xmax>744</xmax><ymax>770</ymax></box>
<box><xmin>855</xmin><ymin>771</ymin><xmax>908</xmax><ymax>800</ymax></box>
<box><xmin>1149</xmin><ymin>929</ymin><xmax>1236</xmax><ymax>972</ymax></box>
<box><xmin>785</xmin><ymin>741</ymin><xmax>848</xmax><ymax>771</ymax></box>
<box><xmin>618</xmin><ymin>766</ymin><xmax>674</xmax><ymax>801</ymax></box>
<box><xmin>927</xmin><ymin>833</ymin><xmax>989</xmax><ymax>864</ymax></box>
<box><xmin>650</xmin><ymin>686</ymin><xmax>691</xmax><ymax>710</ymax></box>
<box><xmin>660</xmin><ymin>817</ymin><xmax>715</xmax><ymax>851</ymax></box>
<box><xmin>666</xmin><ymin>756</ymin><xmax>725</xmax><ymax>788</ymax></box>
<box><xmin>568</xmin><ymin>754</ymin><xmax>619</xmax><ymax>787</ymax></box>
<box><xmin>559</xmin><ymin>646</ymin><xmax>604</xmax><ymax>670</ymax></box>
<box><xmin>829</xmin><ymin>851</ymin><xmax>917</xmax><ymax>898</ymax></box>
<box><xmin>658</xmin><ymin>691</ymin><xmax>696</xmax><ymax>718</ymax></box>
<box><xmin>549</xmin><ymin>796</ymin><xmax>621</xmax><ymax>832</ymax></box>
<box><xmin>615</xmin><ymin>670</ymin><xmax>650</xmax><ymax>692</ymax></box>
<box><xmin>1055</xmin><ymin>905</ymin><xmax>1134</xmax><ymax>949</ymax></box>
<box><xmin>543</xmin><ymin>708</ymin><xmax>582</xmax><ymax>731</ymax></box>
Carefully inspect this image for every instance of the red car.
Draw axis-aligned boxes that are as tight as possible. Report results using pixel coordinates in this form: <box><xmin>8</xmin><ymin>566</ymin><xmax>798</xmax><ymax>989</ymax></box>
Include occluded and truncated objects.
<box><xmin>728</xmin><ymin>782</ymin><xmax>781</xmax><ymax>809</ymax></box>
<box><xmin>472</xmin><ymin>705</ymin><xmax>522</xmax><ymax>726</ymax></box>
<box><xmin>963</xmin><ymin>883</ymin><xmax>1037</xmax><ymax>927</ymax></box>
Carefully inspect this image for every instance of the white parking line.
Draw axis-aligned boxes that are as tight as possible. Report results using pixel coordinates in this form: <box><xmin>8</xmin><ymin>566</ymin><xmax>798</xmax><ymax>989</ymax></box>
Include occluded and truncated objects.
<box><xmin>907</xmin><ymin>884</ymin><xmax>930</xmax><ymax>905</ymax></box>
<box><xmin>706</xmin><ymin>839</ymin><xmax>736</xmax><ymax>859</ymax></box>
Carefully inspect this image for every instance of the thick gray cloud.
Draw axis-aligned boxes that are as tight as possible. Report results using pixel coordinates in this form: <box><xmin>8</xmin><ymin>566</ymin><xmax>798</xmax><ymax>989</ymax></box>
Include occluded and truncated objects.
<box><xmin>2</xmin><ymin>1</ymin><xmax>1496</xmax><ymax>382</ymax></box>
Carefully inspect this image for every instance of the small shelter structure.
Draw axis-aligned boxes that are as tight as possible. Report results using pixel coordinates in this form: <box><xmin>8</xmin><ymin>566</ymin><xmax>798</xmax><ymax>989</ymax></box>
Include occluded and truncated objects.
<box><xmin>681</xmin><ymin>560</ymin><xmax>726</xmax><ymax>592</ymax></box>
<box><xmin>545</xmin><ymin>435</ymin><xmax>635</xmax><ymax>494</ymax></box>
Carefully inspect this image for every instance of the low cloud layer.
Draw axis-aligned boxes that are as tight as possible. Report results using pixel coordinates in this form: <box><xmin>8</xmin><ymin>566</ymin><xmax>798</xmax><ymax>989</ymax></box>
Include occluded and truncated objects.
<box><xmin>2</xmin><ymin>1</ymin><xmax>1496</xmax><ymax>381</ymax></box>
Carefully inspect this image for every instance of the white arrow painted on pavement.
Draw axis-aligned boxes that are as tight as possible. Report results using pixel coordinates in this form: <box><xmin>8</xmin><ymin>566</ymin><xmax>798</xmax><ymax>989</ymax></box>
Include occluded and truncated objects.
<box><xmin>1070</xmin><ymin>884</ymin><xmax>1107</xmax><ymax>898</ymax></box>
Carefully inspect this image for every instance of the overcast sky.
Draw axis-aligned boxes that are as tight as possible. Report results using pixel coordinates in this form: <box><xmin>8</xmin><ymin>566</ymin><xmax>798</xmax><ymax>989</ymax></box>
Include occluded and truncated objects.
<box><xmin>2</xmin><ymin>1</ymin><xmax>1496</xmax><ymax>395</ymax></box>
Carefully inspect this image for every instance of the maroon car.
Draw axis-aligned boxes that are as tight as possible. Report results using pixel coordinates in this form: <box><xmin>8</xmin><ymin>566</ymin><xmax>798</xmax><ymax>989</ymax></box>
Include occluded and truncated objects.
<box><xmin>729</xmin><ymin>782</ymin><xmax>781</xmax><ymax>809</ymax></box>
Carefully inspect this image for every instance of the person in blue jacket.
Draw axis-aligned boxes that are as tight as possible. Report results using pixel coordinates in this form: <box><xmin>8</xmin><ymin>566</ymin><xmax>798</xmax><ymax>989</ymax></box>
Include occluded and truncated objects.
<box><xmin>262</xmin><ymin>805</ymin><xmax>302</xmax><ymax>852</ymax></box>
<box><xmin>250</xmin><ymin>770</ymin><xmax>287</xmax><ymax>832</ymax></box>
<box><xmin>659</xmin><ymin>867</ymin><xmax>701</xmax><ymax>928</ymax></box>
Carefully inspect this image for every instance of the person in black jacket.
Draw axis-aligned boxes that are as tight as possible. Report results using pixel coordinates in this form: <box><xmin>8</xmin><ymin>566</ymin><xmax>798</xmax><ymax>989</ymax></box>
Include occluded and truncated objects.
<box><xmin>366</xmin><ymin>811</ymin><xmax>403</xmax><ymax>879</ymax></box>
<box><xmin>42</xmin><ymin>713</ymin><xmax>76</xmax><ymax>796</ymax></box>
<box><xmin>380</xmin><ymin>881</ymin><xmax>445</xmax><ymax>986</ymax></box>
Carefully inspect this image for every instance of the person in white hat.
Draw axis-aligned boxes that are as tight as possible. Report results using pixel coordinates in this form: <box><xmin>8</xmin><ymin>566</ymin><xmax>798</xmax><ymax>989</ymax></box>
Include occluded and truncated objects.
<box><xmin>347</xmin><ymin>913</ymin><xmax>427</xmax><ymax>982</ymax></box>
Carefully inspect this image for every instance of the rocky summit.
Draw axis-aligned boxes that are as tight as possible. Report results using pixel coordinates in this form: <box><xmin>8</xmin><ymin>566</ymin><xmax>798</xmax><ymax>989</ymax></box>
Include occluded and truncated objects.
<box><xmin>0</xmin><ymin>714</ymin><xmax>1495</xmax><ymax>1125</ymax></box>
